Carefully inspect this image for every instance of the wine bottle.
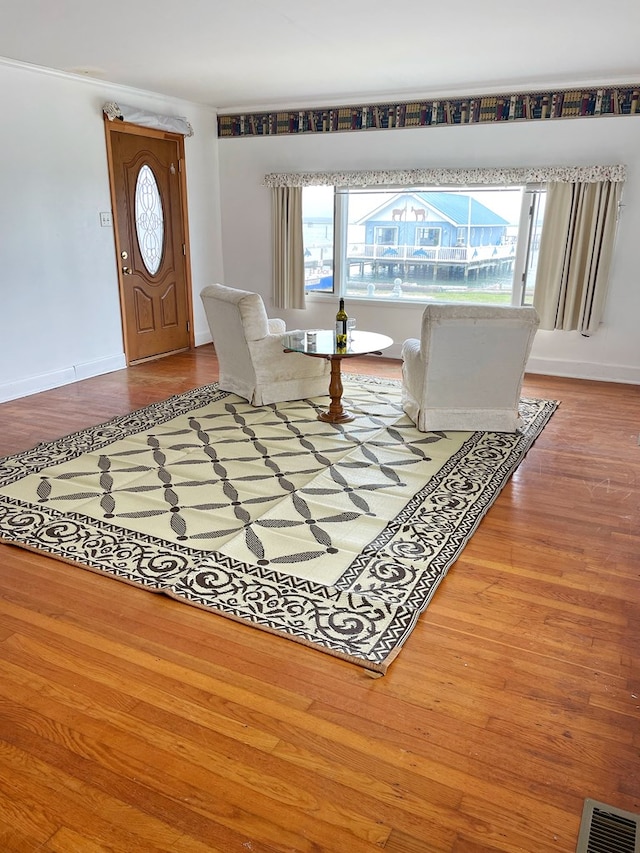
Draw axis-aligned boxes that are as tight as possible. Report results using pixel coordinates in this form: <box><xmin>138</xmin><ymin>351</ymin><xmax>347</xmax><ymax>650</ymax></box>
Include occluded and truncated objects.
<box><xmin>335</xmin><ymin>298</ymin><xmax>348</xmax><ymax>348</ymax></box>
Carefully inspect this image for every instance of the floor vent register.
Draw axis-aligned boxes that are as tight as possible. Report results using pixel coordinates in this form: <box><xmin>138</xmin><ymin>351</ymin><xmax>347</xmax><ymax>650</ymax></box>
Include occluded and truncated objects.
<box><xmin>576</xmin><ymin>799</ymin><xmax>640</xmax><ymax>853</ymax></box>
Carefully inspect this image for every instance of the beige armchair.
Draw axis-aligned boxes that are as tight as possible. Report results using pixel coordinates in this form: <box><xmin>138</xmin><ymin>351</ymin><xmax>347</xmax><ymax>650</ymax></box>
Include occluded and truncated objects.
<box><xmin>401</xmin><ymin>304</ymin><xmax>539</xmax><ymax>432</ymax></box>
<box><xmin>200</xmin><ymin>283</ymin><xmax>330</xmax><ymax>405</ymax></box>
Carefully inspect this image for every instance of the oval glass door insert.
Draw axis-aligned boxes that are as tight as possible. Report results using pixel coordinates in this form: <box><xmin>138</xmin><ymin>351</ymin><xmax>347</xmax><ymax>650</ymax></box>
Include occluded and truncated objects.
<box><xmin>134</xmin><ymin>164</ymin><xmax>164</xmax><ymax>275</ymax></box>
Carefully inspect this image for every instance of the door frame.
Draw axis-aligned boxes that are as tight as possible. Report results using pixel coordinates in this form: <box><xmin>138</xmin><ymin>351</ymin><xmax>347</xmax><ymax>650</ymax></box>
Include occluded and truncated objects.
<box><xmin>104</xmin><ymin>118</ymin><xmax>195</xmax><ymax>364</ymax></box>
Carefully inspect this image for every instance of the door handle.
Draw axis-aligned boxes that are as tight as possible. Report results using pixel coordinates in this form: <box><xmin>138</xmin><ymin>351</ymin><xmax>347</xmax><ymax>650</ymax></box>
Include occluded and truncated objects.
<box><xmin>122</xmin><ymin>266</ymin><xmax>133</xmax><ymax>275</ymax></box>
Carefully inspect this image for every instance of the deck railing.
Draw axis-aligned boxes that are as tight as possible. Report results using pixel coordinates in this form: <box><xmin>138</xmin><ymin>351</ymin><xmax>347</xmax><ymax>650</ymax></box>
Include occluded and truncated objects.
<box><xmin>349</xmin><ymin>243</ymin><xmax>515</xmax><ymax>264</ymax></box>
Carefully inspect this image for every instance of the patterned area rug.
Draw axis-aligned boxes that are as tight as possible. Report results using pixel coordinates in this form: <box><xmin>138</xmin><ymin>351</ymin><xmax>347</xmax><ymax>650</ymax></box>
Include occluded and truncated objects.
<box><xmin>0</xmin><ymin>377</ymin><xmax>556</xmax><ymax>674</ymax></box>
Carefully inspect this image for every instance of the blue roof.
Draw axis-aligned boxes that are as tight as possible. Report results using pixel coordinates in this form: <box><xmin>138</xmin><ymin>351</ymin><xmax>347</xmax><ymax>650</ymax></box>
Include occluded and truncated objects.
<box><xmin>415</xmin><ymin>192</ymin><xmax>509</xmax><ymax>226</ymax></box>
<box><xmin>358</xmin><ymin>192</ymin><xmax>510</xmax><ymax>226</ymax></box>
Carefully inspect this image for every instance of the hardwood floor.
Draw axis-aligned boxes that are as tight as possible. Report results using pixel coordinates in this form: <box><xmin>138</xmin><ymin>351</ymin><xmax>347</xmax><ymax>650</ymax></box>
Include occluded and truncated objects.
<box><xmin>0</xmin><ymin>345</ymin><xmax>638</xmax><ymax>852</ymax></box>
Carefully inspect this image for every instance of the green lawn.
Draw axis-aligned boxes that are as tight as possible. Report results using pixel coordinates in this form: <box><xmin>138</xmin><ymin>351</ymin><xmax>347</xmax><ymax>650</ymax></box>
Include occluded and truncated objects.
<box><xmin>344</xmin><ymin>282</ymin><xmax>514</xmax><ymax>305</ymax></box>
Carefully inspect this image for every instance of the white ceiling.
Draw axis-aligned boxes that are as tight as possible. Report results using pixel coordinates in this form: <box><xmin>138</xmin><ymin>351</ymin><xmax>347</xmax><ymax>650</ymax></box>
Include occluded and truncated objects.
<box><xmin>2</xmin><ymin>0</ymin><xmax>639</xmax><ymax>112</ymax></box>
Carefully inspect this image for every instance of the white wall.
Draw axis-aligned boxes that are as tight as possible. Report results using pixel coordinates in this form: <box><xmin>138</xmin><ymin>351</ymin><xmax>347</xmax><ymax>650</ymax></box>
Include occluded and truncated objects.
<box><xmin>0</xmin><ymin>59</ymin><xmax>223</xmax><ymax>403</ymax></box>
<box><xmin>218</xmin><ymin>115</ymin><xmax>640</xmax><ymax>384</ymax></box>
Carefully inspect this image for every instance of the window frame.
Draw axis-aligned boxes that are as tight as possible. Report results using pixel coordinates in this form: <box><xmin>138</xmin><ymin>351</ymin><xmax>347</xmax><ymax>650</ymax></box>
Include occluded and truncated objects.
<box><xmin>374</xmin><ymin>226</ymin><xmax>399</xmax><ymax>246</ymax></box>
<box><xmin>415</xmin><ymin>226</ymin><xmax>442</xmax><ymax>248</ymax></box>
<box><xmin>304</xmin><ymin>183</ymin><xmax>546</xmax><ymax>307</ymax></box>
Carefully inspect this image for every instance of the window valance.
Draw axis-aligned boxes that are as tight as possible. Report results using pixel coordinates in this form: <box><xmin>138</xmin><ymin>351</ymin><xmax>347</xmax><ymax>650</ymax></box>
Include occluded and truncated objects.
<box><xmin>264</xmin><ymin>165</ymin><xmax>625</xmax><ymax>188</ymax></box>
<box><xmin>103</xmin><ymin>102</ymin><xmax>194</xmax><ymax>137</ymax></box>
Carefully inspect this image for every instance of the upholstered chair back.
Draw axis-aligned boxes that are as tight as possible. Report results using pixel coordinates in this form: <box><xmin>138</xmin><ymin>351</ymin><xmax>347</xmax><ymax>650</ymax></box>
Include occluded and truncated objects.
<box><xmin>200</xmin><ymin>283</ymin><xmax>330</xmax><ymax>406</ymax></box>
<box><xmin>401</xmin><ymin>303</ymin><xmax>539</xmax><ymax>432</ymax></box>
<box><xmin>201</xmin><ymin>284</ymin><xmax>263</xmax><ymax>401</ymax></box>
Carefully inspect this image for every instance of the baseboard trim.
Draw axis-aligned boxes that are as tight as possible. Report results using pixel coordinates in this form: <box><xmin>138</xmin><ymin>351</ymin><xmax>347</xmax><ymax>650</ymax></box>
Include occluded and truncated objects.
<box><xmin>527</xmin><ymin>356</ymin><xmax>640</xmax><ymax>385</ymax></box>
<box><xmin>194</xmin><ymin>331</ymin><xmax>213</xmax><ymax>348</ymax></box>
<box><xmin>73</xmin><ymin>354</ymin><xmax>127</xmax><ymax>382</ymax></box>
<box><xmin>0</xmin><ymin>354</ymin><xmax>127</xmax><ymax>404</ymax></box>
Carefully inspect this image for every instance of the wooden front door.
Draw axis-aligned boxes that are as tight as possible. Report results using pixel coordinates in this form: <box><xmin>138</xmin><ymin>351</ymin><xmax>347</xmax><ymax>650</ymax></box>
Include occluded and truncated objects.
<box><xmin>106</xmin><ymin>123</ymin><xmax>192</xmax><ymax>363</ymax></box>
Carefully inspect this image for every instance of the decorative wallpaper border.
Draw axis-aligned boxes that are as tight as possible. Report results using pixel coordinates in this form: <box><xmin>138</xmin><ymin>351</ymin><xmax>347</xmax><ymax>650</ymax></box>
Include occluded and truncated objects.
<box><xmin>218</xmin><ymin>85</ymin><xmax>640</xmax><ymax>138</ymax></box>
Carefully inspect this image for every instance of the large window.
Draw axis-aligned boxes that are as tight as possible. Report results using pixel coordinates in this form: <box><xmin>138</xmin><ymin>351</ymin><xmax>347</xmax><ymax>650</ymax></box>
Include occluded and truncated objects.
<box><xmin>303</xmin><ymin>185</ymin><xmax>546</xmax><ymax>305</ymax></box>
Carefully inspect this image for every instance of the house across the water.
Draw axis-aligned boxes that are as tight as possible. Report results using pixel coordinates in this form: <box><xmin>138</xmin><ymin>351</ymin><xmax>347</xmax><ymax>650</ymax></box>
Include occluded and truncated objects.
<box><xmin>352</xmin><ymin>191</ymin><xmax>515</xmax><ymax>282</ymax></box>
<box><xmin>303</xmin><ymin>190</ymin><xmax>517</xmax><ymax>294</ymax></box>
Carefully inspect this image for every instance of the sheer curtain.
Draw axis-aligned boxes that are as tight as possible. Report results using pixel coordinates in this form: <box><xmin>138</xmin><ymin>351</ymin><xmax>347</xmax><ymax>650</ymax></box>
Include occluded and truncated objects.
<box><xmin>272</xmin><ymin>186</ymin><xmax>305</xmax><ymax>309</ymax></box>
<box><xmin>534</xmin><ymin>180</ymin><xmax>622</xmax><ymax>335</ymax></box>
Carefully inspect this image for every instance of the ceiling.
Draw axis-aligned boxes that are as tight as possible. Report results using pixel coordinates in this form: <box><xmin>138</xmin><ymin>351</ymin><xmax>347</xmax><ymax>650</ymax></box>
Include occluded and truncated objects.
<box><xmin>2</xmin><ymin>0</ymin><xmax>639</xmax><ymax>112</ymax></box>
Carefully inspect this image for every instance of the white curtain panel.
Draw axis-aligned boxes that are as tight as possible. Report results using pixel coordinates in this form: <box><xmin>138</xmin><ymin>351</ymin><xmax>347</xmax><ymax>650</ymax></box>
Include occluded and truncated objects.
<box><xmin>272</xmin><ymin>186</ymin><xmax>305</xmax><ymax>310</ymax></box>
<box><xmin>534</xmin><ymin>180</ymin><xmax>622</xmax><ymax>335</ymax></box>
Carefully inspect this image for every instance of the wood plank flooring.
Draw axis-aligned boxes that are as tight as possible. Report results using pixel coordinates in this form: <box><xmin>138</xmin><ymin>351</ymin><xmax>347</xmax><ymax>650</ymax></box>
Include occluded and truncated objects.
<box><xmin>0</xmin><ymin>345</ymin><xmax>638</xmax><ymax>852</ymax></box>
